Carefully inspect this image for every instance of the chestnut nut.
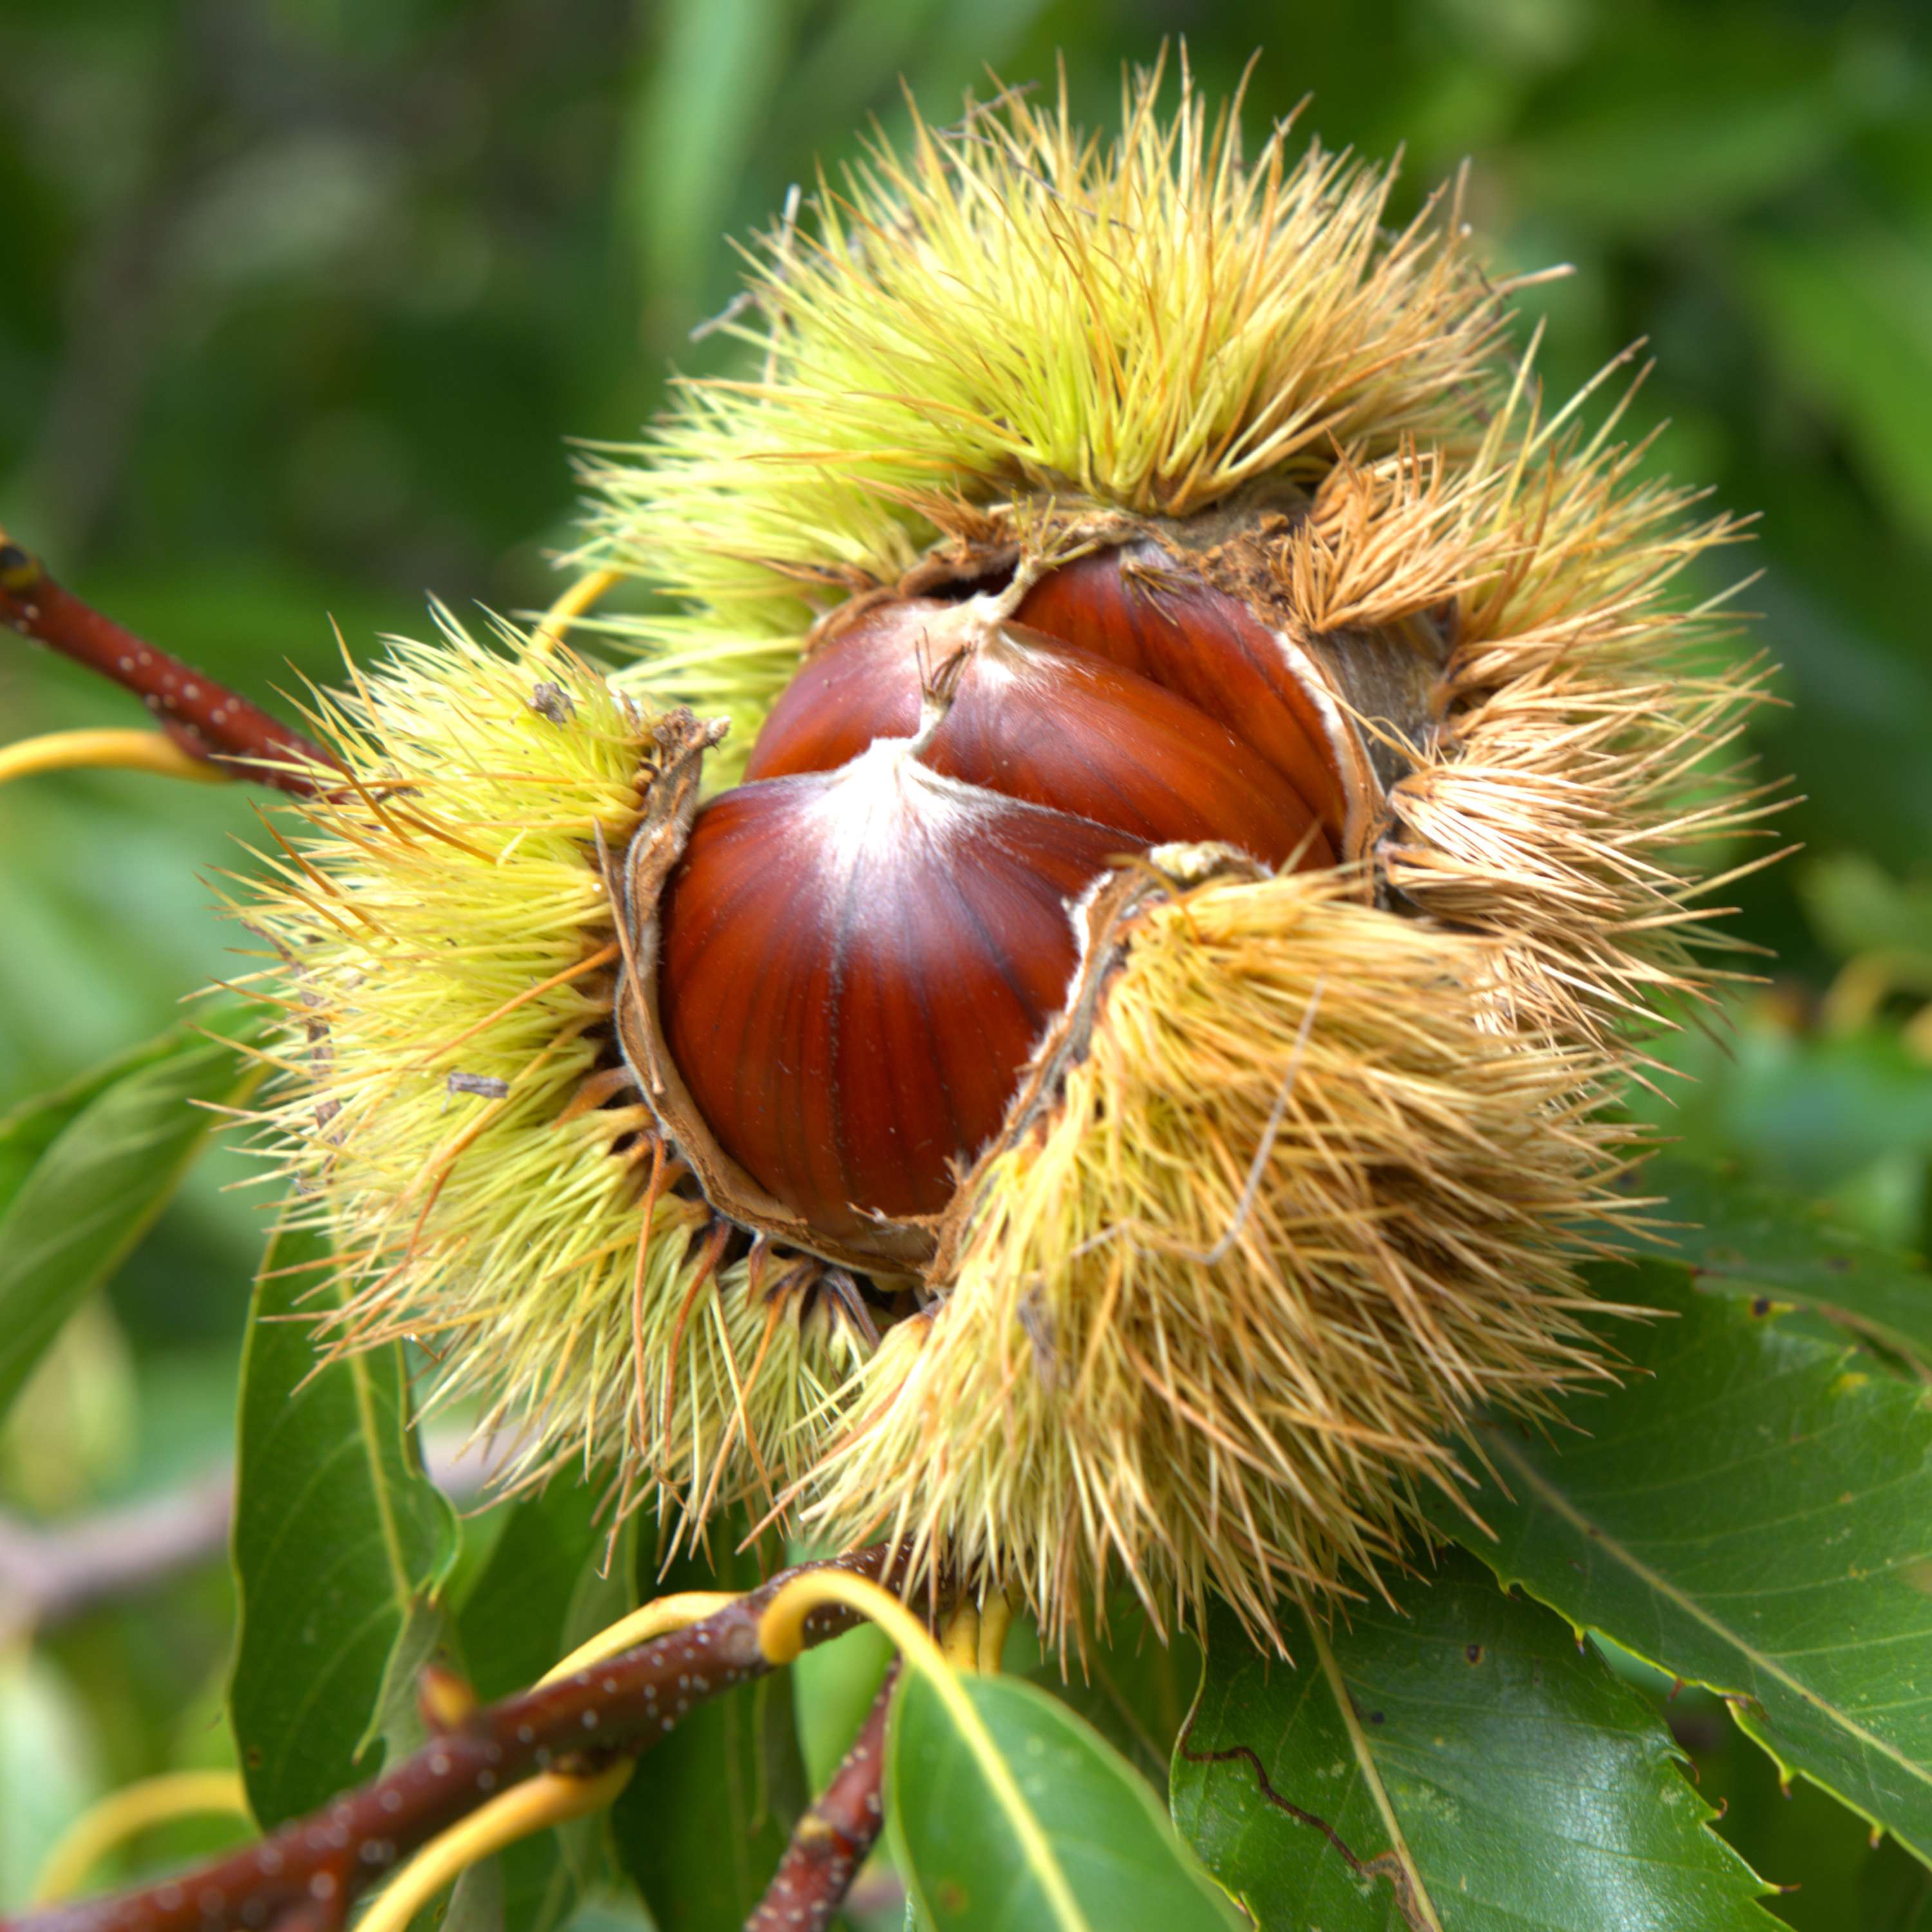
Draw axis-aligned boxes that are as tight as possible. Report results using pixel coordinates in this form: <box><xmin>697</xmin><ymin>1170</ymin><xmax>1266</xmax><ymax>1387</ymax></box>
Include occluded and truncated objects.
<box><xmin>625</xmin><ymin>545</ymin><xmax>1365</xmax><ymax>1264</ymax></box>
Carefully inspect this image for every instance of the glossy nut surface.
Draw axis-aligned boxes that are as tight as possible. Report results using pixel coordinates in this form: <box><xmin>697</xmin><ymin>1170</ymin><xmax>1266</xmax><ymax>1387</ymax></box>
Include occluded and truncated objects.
<box><xmin>1014</xmin><ymin>543</ymin><xmax>1349</xmax><ymax>837</ymax></box>
<box><xmin>647</xmin><ymin>546</ymin><xmax>1354</xmax><ymax>1252</ymax></box>
<box><xmin>747</xmin><ymin>608</ymin><xmax>1334</xmax><ymax>869</ymax></box>
<box><xmin>657</xmin><ymin>744</ymin><xmax>1133</xmax><ymax>1235</ymax></box>
<box><xmin>743</xmin><ymin>598</ymin><xmax>941</xmax><ymax>779</ymax></box>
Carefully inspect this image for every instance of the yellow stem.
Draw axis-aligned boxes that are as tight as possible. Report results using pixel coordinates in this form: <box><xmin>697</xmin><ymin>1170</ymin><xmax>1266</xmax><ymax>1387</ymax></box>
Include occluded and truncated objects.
<box><xmin>758</xmin><ymin>1571</ymin><xmax>1086</xmax><ymax>1932</ymax></box>
<box><xmin>978</xmin><ymin>1593</ymin><xmax>1015</xmax><ymax>1676</ymax></box>
<box><xmin>356</xmin><ymin>1588</ymin><xmax>740</xmax><ymax>1932</ymax></box>
<box><xmin>0</xmin><ymin>728</ymin><xmax>231</xmax><ymax>791</ymax></box>
<box><xmin>541</xmin><ymin>1591</ymin><xmax>741</xmax><ymax>1683</ymax></box>
<box><xmin>352</xmin><ymin>1765</ymin><xmax>633</xmax><ymax>1932</ymax></box>
<box><xmin>942</xmin><ymin>1602</ymin><xmax>981</xmax><ymax>1674</ymax></box>
<box><xmin>533</xmin><ymin>569</ymin><xmax>623</xmax><ymax>654</ymax></box>
<box><xmin>32</xmin><ymin>1770</ymin><xmax>251</xmax><ymax>1904</ymax></box>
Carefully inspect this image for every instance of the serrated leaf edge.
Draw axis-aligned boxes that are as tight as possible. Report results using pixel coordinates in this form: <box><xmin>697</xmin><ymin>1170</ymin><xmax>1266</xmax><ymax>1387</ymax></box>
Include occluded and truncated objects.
<box><xmin>1469</xmin><ymin>1420</ymin><xmax>1932</xmax><ymax>1867</ymax></box>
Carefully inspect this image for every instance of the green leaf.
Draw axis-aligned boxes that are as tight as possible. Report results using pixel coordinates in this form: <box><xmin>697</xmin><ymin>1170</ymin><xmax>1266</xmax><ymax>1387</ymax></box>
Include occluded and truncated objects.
<box><xmin>888</xmin><ymin>1668</ymin><xmax>1238</xmax><ymax>1932</ymax></box>
<box><xmin>1435</xmin><ymin>1261</ymin><xmax>1932</xmax><ymax>1862</ymax></box>
<box><xmin>1640</xmin><ymin>1154</ymin><xmax>1932</xmax><ymax>1372</ymax></box>
<box><xmin>358</xmin><ymin>1593</ymin><xmax>455</xmax><ymax>1766</ymax></box>
<box><xmin>1627</xmin><ymin>1012</ymin><xmax>1932</xmax><ymax>1215</ymax></box>
<box><xmin>609</xmin><ymin>1524</ymin><xmax>806</xmax><ymax>1928</ymax></box>
<box><xmin>1171</xmin><ymin>1551</ymin><xmax>1775</xmax><ymax>1931</ymax></box>
<box><xmin>1739</xmin><ymin>223</ymin><xmax>1932</xmax><ymax>545</ymax></box>
<box><xmin>0</xmin><ymin>1023</ymin><xmax>261</xmax><ymax>1419</ymax></box>
<box><xmin>228</xmin><ymin>1221</ymin><xmax>460</xmax><ymax>1826</ymax></box>
<box><xmin>445</xmin><ymin>1482</ymin><xmax>630</xmax><ymax>1932</ymax></box>
<box><xmin>0</xmin><ymin>1028</ymin><xmax>183</xmax><ymax>1218</ymax></box>
<box><xmin>556</xmin><ymin>1894</ymin><xmax>654</xmax><ymax>1932</ymax></box>
<box><xmin>1501</xmin><ymin>28</ymin><xmax>1850</xmax><ymax>234</ymax></box>
<box><xmin>792</xmin><ymin>1612</ymin><xmax>895</xmax><ymax>1792</ymax></box>
<box><xmin>628</xmin><ymin>0</ymin><xmax>793</xmax><ymax>301</ymax></box>
<box><xmin>457</xmin><ymin>1477</ymin><xmax>614</xmax><ymax>1701</ymax></box>
<box><xmin>444</xmin><ymin>1796</ymin><xmax>611</xmax><ymax>1932</ymax></box>
<box><xmin>1798</xmin><ymin>854</ymin><xmax>1932</xmax><ymax>971</ymax></box>
<box><xmin>1008</xmin><ymin>1598</ymin><xmax>1202</xmax><ymax>1791</ymax></box>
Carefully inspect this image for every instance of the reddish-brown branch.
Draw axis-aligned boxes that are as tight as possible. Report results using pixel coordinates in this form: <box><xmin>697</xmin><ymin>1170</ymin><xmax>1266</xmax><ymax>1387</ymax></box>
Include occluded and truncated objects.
<box><xmin>0</xmin><ymin>536</ymin><xmax>337</xmax><ymax>795</ymax></box>
<box><xmin>3</xmin><ymin>1546</ymin><xmax>895</xmax><ymax>1932</ymax></box>
<box><xmin>746</xmin><ymin>1658</ymin><xmax>900</xmax><ymax>1932</ymax></box>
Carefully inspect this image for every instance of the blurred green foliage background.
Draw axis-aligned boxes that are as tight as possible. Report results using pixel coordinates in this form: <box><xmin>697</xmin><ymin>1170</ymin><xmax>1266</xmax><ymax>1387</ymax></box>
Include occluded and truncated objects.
<box><xmin>3</xmin><ymin>0</ymin><xmax>1931</xmax><ymax>1920</ymax></box>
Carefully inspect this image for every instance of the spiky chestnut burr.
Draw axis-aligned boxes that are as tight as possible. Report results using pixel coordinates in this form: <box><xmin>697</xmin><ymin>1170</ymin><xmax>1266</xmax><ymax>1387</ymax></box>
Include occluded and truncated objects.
<box><xmin>247</xmin><ymin>59</ymin><xmax>1778</xmax><ymax>1644</ymax></box>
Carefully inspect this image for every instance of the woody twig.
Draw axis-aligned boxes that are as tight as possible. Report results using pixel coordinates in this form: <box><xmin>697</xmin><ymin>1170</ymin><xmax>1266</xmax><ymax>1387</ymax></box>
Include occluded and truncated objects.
<box><xmin>746</xmin><ymin>1658</ymin><xmax>900</xmax><ymax>1931</ymax></box>
<box><xmin>3</xmin><ymin>1546</ymin><xmax>895</xmax><ymax>1932</ymax></box>
<box><xmin>0</xmin><ymin>533</ymin><xmax>337</xmax><ymax>795</ymax></box>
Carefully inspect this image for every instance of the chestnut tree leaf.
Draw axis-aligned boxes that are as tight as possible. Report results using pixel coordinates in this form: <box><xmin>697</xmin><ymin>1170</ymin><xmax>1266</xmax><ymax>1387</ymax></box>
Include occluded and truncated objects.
<box><xmin>1435</xmin><ymin>1260</ymin><xmax>1932</xmax><ymax>1862</ymax></box>
<box><xmin>793</xmin><ymin>1613</ymin><xmax>895</xmax><ymax>1792</ymax></box>
<box><xmin>1503</xmin><ymin>31</ymin><xmax>1844</xmax><ymax>234</ymax></box>
<box><xmin>1739</xmin><ymin>223</ymin><xmax>1932</xmax><ymax>545</ymax></box>
<box><xmin>229</xmin><ymin>1221</ymin><xmax>461</xmax><ymax>1826</ymax></box>
<box><xmin>1639</xmin><ymin>1153</ymin><xmax>1932</xmax><ymax>1372</ymax></box>
<box><xmin>1629</xmin><ymin>1009</ymin><xmax>1932</xmax><ymax>1197</ymax></box>
<box><xmin>0</xmin><ymin>1027</ymin><xmax>187</xmax><ymax>1219</ymax></box>
<box><xmin>0</xmin><ymin>1020</ymin><xmax>261</xmax><ymax>1419</ymax></box>
<box><xmin>445</xmin><ymin>1483</ymin><xmax>632</xmax><ymax>1932</ymax></box>
<box><xmin>1171</xmin><ymin>1551</ymin><xmax>1775</xmax><ymax>1931</ymax></box>
<box><xmin>1009</xmin><ymin>1596</ymin><xmax>1202</xmax><ymax>1791</ymax></box>
<box><xmin>609</xmin><ymin>1522</ymin><xmax>805</xmax><ymax>1929</ymax></box>
<box><xmin>887</xmin><ymin>1667</ymin><xmax>1240</xmax><ymax>1931</ymax></box>
<box><xmin>457</xmin><ymin>1475</ymin><xmax>616</xmax><ymax>1701</ymax></box>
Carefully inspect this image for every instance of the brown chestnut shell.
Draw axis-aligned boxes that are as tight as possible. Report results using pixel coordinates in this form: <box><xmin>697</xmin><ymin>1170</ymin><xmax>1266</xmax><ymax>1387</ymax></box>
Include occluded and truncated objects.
<box><xmin>616</xmin><ymin>537</ymin><xmax>1383</xmax><ymax>1270</ymax></box>
<box><xmin>656</xmin><ymin>741</ymin><xmax>1136</xmax><ymax>1242</ymax></box>
<box><xmin>1014</xmin><ymin>542</ymin><xmax>1356</xmax><ymax>843</ymax></box>
<box><xmin>745</xmin><ymin>605</ymin><xmax>1334</xmax><ymax>871</ymax></box>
